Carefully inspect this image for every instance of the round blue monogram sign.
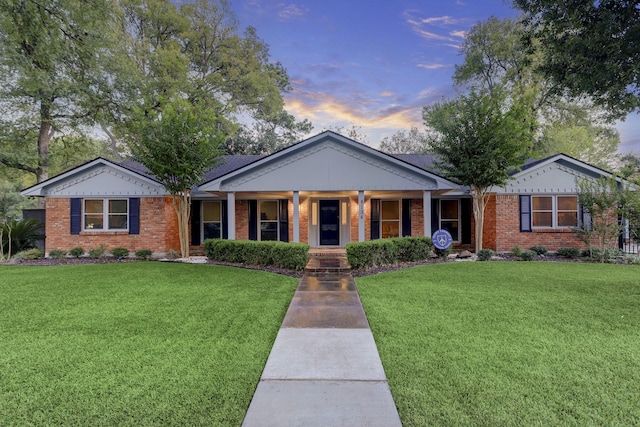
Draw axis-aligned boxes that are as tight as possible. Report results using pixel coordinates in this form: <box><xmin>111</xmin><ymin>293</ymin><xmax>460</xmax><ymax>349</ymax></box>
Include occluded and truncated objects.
<box><xmin>432</xmin><ymin>229</ymin><xmax>453</xmax><ymax>250</ymax></box>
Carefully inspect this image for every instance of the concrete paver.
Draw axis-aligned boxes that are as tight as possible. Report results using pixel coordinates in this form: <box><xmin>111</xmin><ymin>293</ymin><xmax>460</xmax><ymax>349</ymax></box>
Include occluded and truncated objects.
<box><xmin>242</xmin><ymin>257</ymin><xmax>402</xmax><ymax>427</ymax></box>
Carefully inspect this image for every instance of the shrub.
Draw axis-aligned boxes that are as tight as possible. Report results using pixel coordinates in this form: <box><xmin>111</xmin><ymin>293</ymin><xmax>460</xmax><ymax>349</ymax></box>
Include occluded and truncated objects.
<box><xmin>529</xmin><ymin>245</ymin><xmax>548</xmax><ymax>255</ymax></box>
<box><xmin>69</xmin><ymin>247</ymin><xmax>84</xmax><ymax>257</ymax></box>
<box><xmin>392</xmin><ymin>237</ymin><xmax>433</xmax><ymax>262</ymax></box>
<box><xmin>477</xmin><ymin>248</ymin><xmax>494</xmax><ymax>261</ymax></box>
<box><xmin>135</xmin><ymin>249</ymin><xmax>153</xmax><ymax>260</ymax></box>
<box><xmin>520</xmin><ymin>250</ymin><xmax>537</xmax><ymax>261</ymax></box>
<box><xmin>346</xmin><ymin>237</ymin><xmax>433</xmax><ymax>269</ymax></box>
<box><xmin>434</xmin><ymin>246</ymin><xmax>452</xmax><ymax>258</ymax></box>
<box><xmin>48</xmin><ymin>249</ymin><xmax>67</xmax><ymax>259</ymax></box>
<box><xmin>110</xmin><ymin>247</ymin><xmax>130</xmax><ymax>259</ymax></box>
<box><xmin>1</xmin><ymin>218</ymin><xmax>43</xmax><ymax>256</ymax></box>
<box><xmin>15</xmin><ymin>248</ymin><xmax>44</xmax><ymax>260</ymax></box>
<box><xmin>557</xmin><ymin>247</ymin><xmax>580</xmax><ymax>258</ymax></box>
<box><xmin>88</xmin><ymin>244</ymin><xmax>107</xmax><ymax>259</ymax></box>
<box><xmin>510</xmin><ymin>245</ymin><xmax>523</xmax><ymax>257</ymax></box>
<box><xmin>204</xmin><ymin>239</ymin><xmax>309</xmax><ymax>271</ymax></box>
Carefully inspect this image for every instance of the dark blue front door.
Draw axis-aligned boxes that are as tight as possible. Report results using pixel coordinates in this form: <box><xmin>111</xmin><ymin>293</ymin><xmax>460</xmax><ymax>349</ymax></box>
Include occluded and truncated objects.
<box><xmin>320</xmin><ymin>200</ymin><xmax>340</xmax><ymax>245</ymax></box>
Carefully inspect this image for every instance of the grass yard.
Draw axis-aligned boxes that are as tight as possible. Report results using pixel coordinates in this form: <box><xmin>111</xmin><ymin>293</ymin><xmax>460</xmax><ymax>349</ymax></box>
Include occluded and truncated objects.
<box><xmin>0</xmin><ymin>263</ymin><xmax>297</xmax><ymax>426</ymax></box>
<box><xmin>357</xmin><ymin>262</ymin><xmax>640</xmax><ymax>426</ymax></box>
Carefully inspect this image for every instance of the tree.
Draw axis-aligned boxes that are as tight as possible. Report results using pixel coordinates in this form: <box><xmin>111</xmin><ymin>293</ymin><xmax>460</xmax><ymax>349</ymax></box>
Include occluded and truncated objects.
<box><xmin>574</xmin><ymin>175</ymin><xmax>640</xmax><ymax>262</ymax></box>
<box><xmin>129</xmin><ymin>100</ymin><xmax>225</xmax><ymax>258</ymax></box>
<box><xmin>514</xmin><ymin>0</ymin><xmax>640</xmax><ymax>116</ymax></box>
<box><xmin>454</xmin><ymin>16</ymin><xmax>621</xmax><ymax>164</ymax></box>
<box><xmin>0</xmin><ymin>0</ymin><xmax>117</xmax><ymax>183</ymax></box>
<box><xmin>618</xmin><ymin>153</ymin><xmax>640</xmax><ymax>184</ymax></box>
<box><xmin>379</xmin><ymin>127</ymin><xmax>430</xmax><ymax>154</ymax></box>
<box><xmin>423</xmin><ymin>91</ymin><xmax>535</xmax><ymax>252</ymax></box>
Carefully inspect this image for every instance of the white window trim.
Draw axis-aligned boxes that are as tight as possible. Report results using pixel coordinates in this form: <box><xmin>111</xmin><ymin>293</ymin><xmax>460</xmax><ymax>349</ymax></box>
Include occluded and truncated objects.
<box><xmin>259</xmin><ymin>200</ymin><xmax>280</xmax><ymax>241</ymax></box>
<box><xmin>439</xmin><ymin>199</ymin><xmax>460</xmax><ymax>242</ymax></box>
<box><xmin>532</xmin><ymin>195</ymin><xmax>578</xmax><ymax>229</ymax></box>
<box><xmin>380</xmin><ymin>199</ymin><xmax>401</xmax><ymax>239</ymax></box>
<box><xmin>202</xmin><ymin>201</ymin><xmax>223</xmax><ymax>241</ymax></box>
<box><xmin>83</xmin><ymin>198</ymin><xmax>128</xmax><ymax>232</ymax></box>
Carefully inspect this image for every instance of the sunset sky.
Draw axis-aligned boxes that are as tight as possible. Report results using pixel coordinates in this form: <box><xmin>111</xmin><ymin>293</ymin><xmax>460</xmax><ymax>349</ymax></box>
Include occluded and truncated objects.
<box><xmin>230</xmin><ymin>0</ymin><xmax>640</xmax><ymax>153</ymax></box>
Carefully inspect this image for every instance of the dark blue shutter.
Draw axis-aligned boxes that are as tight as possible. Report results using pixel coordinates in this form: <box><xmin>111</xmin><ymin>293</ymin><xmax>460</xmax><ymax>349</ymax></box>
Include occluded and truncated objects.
<box><xmin>520</xmin><ymin>195</ymin><xmax>532</xmax><ymax>232</ymax></box>
<box><xmin>461</xmin><ymin>198</ymin><xmax>472</xmax><ymax>244</ymax></box>
<box><xmin>221</xmin><ymin>200</ymin><xmax>228</xmax><ymax>239</ymax></box>
<box><xmin>248</xmin><ymin>200</ymin><xmax>257</xmax><ymax>241</ymax></box>
<box><xmin>580</xmin><ymin>205</ymin><xmax>592</xmax><ymax>231</ymax></box>
<box><xmin>191</xmin><ymin>200</ymin><xmax>201</xmax><ymax>244</ymax></box>
<box><xmin>279</xmin><ymin>199</ymin><xmax>289</xmax><ymax>242</ymax></box>
<box><xmin>129</xmin><ymin>198</ymin><xmax>140</xmax><ymax>235</ymax></box>
<box><xmin>70</xmin><ymin>198</ymin><xmax>81</xmax><ymax>234</ymax></box>
<box><xmin>370</xmin><ymin>199</ymin><xmax>381</xmax><ymax>240</ymax></box>
<box><xmin>402</xmin><ymin>199</ymin><xmax>412</xmax><ymax>237</ymax></box>
<box><xmin>431</xmin><ymin>199</ymin><xmax>439</xmax><ymax>235</ymax></box>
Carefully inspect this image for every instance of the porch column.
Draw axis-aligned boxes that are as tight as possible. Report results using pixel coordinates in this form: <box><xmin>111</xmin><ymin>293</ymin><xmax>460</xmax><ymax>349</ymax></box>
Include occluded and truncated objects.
<box><xmin>293</xmin><ymin>191</ymin><xmax>300</xmax><ymax>243</ymax></box>
<box><xmin>358</xmin><ymin>190</ymin><xmax>365</xmax><ymax>242</ymax></box>
<box><xmin>423</xmin><ymin>190</ymin><xmax>431</xmax><ymax>237</ymax></box>
<box><xmin>227</xmin><ymin>192</ymin><xmax>236</xmax><ymax>240</ymax></box>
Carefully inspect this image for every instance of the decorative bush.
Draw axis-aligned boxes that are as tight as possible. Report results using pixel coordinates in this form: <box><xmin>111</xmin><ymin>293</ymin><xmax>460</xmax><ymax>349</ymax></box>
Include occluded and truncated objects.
<box><xmin>204</xmin><ymin>239</ymin><xmax>309</xmax><ymax>271</ymax></box>
<box><xmin>15</xmin><ymin>248</ymin><xmax>44</xmax><ymax>260</ymax></box>
<box><xmin>88</xmin><ymin>244</ymin><xmax>107</xmax><ymax>259</ymax></box>
<box><xmin>346</xmin><ymin>237</ymin><xmax>433</xmax><ymax>269</ymax></box>
<box><xmin>135</xmin><ymin>249</ymin><xmax>153</xmax><ymax>260</ymax></box>
<box><xmin>48</xmin><ymin>249</ymin><xmax>67</xmax><ymax>259</ymax></box>
<box><xmin>110</xmin><ymin>247</ymin><xmax>130</xmax><ymax>259</ymax></box>
<box><xmin>477</xmin><ymin>248</ymin><xmax>494</xmax><ymax>261</ymax></box>
<box><xmin>1</xmin><ymin>218</ymin><xmax>43</xmax><ymax>256</ymax></box>
<box><xmin>510</xmin><ymin>245</ymin><xmax>523</xmax><ymax>257</ymax></box>
<box><xmin>69</xmin><ymin>247</ymin><xmax>84</xmax><ymax>257</ymax></box>
<box><xmin>529</xmin><ymin>245</ymin><xmax>548</xmax><ymax>255</ymax></box>
<box><xmin>520</xmin><ymin>249</ymin><xmax>537</xmax><ymax>261</ymax></box>
<box><xmin>557</xmin><ymin>247</ymin><xmax>580</xmax><ymax>258</ymax></box>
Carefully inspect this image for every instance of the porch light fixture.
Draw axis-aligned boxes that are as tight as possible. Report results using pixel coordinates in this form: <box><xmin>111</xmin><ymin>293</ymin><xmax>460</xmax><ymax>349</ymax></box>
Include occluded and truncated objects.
<box><xmin>312</xmin><ymin>202</ymin><xmax>318</xmax><ymax>225</ymax></box>
<box><xmin>341</xmin><ymin>201</ymin><xmax>347</xmax><ymax>225</ymax></box>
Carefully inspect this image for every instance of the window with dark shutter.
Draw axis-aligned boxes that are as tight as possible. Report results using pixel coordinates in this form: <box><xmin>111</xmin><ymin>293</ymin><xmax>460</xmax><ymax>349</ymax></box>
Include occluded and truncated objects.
<box><xmin>520</xmin><ymin>195</ymin><xmax>532</xmax><ymax>232</ymax></box>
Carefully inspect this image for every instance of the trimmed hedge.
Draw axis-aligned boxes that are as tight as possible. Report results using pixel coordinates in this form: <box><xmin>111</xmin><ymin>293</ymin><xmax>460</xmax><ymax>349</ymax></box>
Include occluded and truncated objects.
<box><xmin>346</xmin><ymin>237</ymin><xmax>433</xmax><ymax>269</ymax></box>
<box><xmin>204</xmin><ymin>239</ymin><xmax>310</xmax><ymax>271</ymax></box>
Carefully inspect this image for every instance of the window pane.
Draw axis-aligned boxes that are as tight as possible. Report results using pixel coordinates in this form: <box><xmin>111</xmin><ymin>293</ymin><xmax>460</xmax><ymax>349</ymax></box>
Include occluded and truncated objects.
<box><xmin>533</xmin><ymin>212</ymin><xmax>552</xmax><ymax>227</ymax></box>
<box><xmin>381</xmin><ymin>201</ymin><xmax>399</xmax><ymax>220</ymax></box>
<box><xmin>381</xmin><ymin>222</ymin><xmax>399</xmax><ymax>238</ymax></box>
<box><xmin>260</xmin><ymin>222</ymin><xmax>278</xmax><ymax>241</ymax></box>
<box><xmin>109</xmin><ymin>215</ymin><xmax>127</xmax><ymax>229</ymax></box>
<box><xmin>441</xmin><ymin>200</ymin><xmax>459</xmax><ymax>220</ymax></box>
<box><xmin>557</xmin><ymin>196</ymin><xmax>577</xmax><ymax>211</ymax></box>
<box><xmin>85</xmin><ymin>200</ymin><xmax>103</xmax><ymax>214</ymax></box>
<box><xmin>109</xmin><ymin>200</ymin><xmax>128</xmax><ymax>214</ymax></box>
<box><xmin>558</xmin><ymin>212</ymin><xmax>578</xmax><ymax>227</ymax></box>
<box><xmin>532</xmin><ymin>196</ymin><xmax>552</xmax><ymax>210</ymax></box>
<box><xmin>441</xmin><ymin>220</ymin><xmax>459</xmax><ymax>241</ymax></box>
<box><xmin>203</xmin><ymin>201</ymin><xmax>221</xmax><ymax>222</ymax></box>
<box><xmin>85</xmin><ymin>215</ymin><xmax>103</xmax><ymax>229</ymax></box>
<box><xmin>204</xmin><ymin>223</ymin><xmax>221</xmax><ymax>239</ymax></box>
<box><xmin>260</xmin><ymin>201</ymin><xmax>278</xmax><ymax>221</ymax></box>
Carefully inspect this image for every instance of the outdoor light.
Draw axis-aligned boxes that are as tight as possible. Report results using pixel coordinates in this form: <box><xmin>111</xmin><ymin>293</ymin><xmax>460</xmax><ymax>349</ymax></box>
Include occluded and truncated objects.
<box><xmin>341</xmin><ymin>201</ymin><xmax>347</xmax><ymax>225</ymax></box>
<box><xmin>311</xmin><ymin>202</ymin><xmax>317</xmax><ymax>225</ymax></box>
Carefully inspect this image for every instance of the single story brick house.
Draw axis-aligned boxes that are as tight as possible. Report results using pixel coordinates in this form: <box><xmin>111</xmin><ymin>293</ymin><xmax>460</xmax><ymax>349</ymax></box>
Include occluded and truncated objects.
<box><xmin>21</xmin><ymin>131</ymin><xmax>619</xmax><ymax>256</ymax></box>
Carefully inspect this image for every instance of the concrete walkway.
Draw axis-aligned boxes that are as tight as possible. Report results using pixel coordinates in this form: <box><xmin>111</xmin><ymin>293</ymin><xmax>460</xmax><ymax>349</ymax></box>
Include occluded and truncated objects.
<box><xmin>242</xmin><ymin>257</ymin><xmax>402</xmax><ymax>427</ymax></box>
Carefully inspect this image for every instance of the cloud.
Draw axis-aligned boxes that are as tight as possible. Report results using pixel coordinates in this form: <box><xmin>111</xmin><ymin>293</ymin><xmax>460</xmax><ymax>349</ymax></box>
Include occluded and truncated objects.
<box><xmin>450</xmin><ymin>30</ymin><xmax>466</xmax><ymax>38</ymax></box>
<box><xmin>277</xmin><ymin>3</ymin><xmax>307</xmax><ymax>20</ymax></box>
<box><xmin>404</xmin><ymin>10</ymin><xmax>469</xmax><ymax>47</ymax></box>
<box><xmin>379</xmin><ymin>91</ymin><xmax>395</xmax><ymax>98</ymax></box>
<box><xmin>417</xmin><ymin>63</ymin><xmax>448</xmax><ymax>70</ymax></box>
<box><xmin>420</xmin><ymin>16</ymin><xmax>460</xmax><ymax>25</ymax></box>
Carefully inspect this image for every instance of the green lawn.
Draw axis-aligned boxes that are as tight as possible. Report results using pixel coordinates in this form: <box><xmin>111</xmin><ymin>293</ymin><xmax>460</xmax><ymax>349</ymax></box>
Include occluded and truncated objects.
<box><xmin>357</xmin><ymin>262</ymin><xmax>640</xmax><ymax>427</ymax></box>
<box><xmin>0</xmin><ymin>263</ymin><xmax>297</xmax><ymax>426</ymax></box>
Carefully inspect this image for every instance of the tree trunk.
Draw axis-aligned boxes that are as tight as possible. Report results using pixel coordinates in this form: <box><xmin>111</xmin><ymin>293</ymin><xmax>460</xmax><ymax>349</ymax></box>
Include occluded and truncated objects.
<box><xmin>171</xmin><ymin>190</ymin><xmax>191</xmax><ymax>258</ymax></box>
<box><xmin>36</xmin><ymin>99</ymin><xmax>54</xmax><ymax>184</ymax></box>
<box><xmin>471</xmin><ymin>185</ymin><xmax>489</xmax><ymax>253</ymax></box>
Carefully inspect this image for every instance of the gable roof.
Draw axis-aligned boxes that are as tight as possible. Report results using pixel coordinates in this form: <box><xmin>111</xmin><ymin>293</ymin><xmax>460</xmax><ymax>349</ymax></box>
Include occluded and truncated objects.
<box><xmin>198</xmin><ymin>131</ymin><xmax>458</xmax><ymax>192</ymax></box>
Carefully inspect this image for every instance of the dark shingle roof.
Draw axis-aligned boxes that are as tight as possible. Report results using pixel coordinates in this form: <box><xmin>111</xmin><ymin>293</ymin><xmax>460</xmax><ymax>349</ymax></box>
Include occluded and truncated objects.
<box><xmin>389</xmin><ymin>154</ymin><xmax>437</xmax><ymax>172</ymax></box>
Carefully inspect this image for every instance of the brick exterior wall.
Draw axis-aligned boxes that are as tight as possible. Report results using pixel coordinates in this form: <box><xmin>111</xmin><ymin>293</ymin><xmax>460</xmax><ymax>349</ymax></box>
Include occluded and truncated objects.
<box><xmin>492</xmin><ymin>194</ymin><xmax>587</xmax><ymax>252</ymax></box>
<box><xmin>45</xmin><ymin>196</ymin><xmax>179</xmax><ymax>255</ymax></box>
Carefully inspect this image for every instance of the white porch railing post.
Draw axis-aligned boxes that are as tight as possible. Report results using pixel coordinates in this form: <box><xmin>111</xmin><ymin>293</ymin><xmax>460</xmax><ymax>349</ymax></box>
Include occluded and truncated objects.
<box><xmin>293</xmin><ymin>191</ymin><xmax>300</xmax><ymax>243</ymax></box>
<box><xmin>358</xmin><ymin>190</ymin><xmax>365</xmax><ymax>242</ymax></box>
<box><xmin>424</xmin><ymin>190</ymin><xmax>431</xmax><ymax>237</ymax></box>
<box><xmin>227</xmin><ymin>192</ymin><xmax>236</xmax><ymax>240</ymax></box>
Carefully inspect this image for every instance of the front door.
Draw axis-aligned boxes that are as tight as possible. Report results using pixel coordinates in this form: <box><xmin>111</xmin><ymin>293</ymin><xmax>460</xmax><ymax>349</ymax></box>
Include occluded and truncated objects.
<box><xmin>319</xmin><ymin>200</ymin><xmax>340</xmax><ymax>245</ymax></box>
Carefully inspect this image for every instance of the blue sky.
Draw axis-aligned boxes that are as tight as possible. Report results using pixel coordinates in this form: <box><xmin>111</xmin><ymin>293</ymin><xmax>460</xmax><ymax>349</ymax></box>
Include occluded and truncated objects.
<box><xmin>230</xmin><ymin>0</ymin><xmax>640</xmax><ymax>153</ymax></box>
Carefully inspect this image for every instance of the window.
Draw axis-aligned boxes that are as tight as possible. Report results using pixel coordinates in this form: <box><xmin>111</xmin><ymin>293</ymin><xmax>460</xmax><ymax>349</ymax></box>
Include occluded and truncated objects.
<box><xmin>203</xmin><ymin>201</ymin><xmax>222</xmax><ymax>240</ymax></box>
<box><xmin>532</xmin><ymin>195</ymin><xmax>577</xmax><ymax>228</ymax></box>
<box><xmin>259</xmin><ymin>200</ymin><xmax>279</xmax><ymax>241</ymax></box>
<box><xmin>440</xmin><ymin>199</ymin><xmax>459</xmax><ymax>241</ymax></box>
<box><xmin>84</xmin><ymin>199</ymin><xmax>128</xmax><ymax>231</ymax></box>
<box><xmin>381</xmin><ymin>200</ymin><xmax>400</xmax><ymax>238</ymax></box>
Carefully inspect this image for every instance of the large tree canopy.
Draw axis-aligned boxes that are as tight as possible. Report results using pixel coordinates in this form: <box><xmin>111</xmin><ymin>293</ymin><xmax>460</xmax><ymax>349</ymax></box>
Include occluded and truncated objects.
<box><xmin>514</xmin><ymin>0</ymin><xmax>640</xmax><ymax>116</ymax></box>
